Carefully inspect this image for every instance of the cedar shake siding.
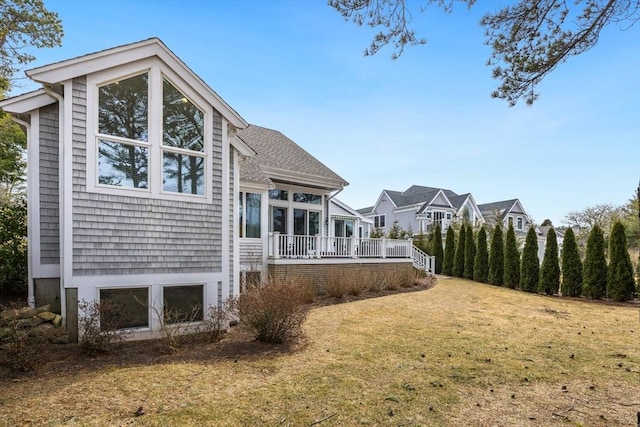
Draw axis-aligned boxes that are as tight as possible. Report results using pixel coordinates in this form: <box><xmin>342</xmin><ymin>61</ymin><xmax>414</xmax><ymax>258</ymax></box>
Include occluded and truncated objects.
<box><xmin>240</xmin><ymin>239</ymin><xmax>263</xmax><ymax>270</ymax></box>
<box><xmin>70</xmin><ymin>78</ymin><xmax>225</xmax><ymax>276</ymax></box>
<box><xmin>228</xmin><ymin>148</ymin><xmax>235</xmax><ymax>295</ymax></box>
<box><xmin>39</xmin><ymin>103</ymin><xmax>60</xmax><ymax>264</ymax></box>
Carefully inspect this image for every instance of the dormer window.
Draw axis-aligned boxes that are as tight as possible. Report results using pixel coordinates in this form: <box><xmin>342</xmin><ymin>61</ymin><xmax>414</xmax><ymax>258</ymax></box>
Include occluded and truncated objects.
<box><xmin>88</xmin><ymin>62</ymin><xmax>212</xmax><ymax>201</ymax></box>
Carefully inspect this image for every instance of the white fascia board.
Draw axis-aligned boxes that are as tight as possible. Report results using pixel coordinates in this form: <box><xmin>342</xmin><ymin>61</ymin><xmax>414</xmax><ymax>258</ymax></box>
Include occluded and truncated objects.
<box><xmin>262</xmin><ymin>167</ymin><xmax>347</xmax><ymax>191</ymax></box>
<box><xmin>0</xmin><ymin>89</ymin><xmax>56</xmax><ymax>113</ymax></box>
<box><xmin>394</xmin><ymin>205</ymin><xmax>420</xmax><ymax>214</ymax></box>
<box><xmin>26</xmin><ymin>38</ymin><xmax>248</xmax><ymax>129</ymax></box>
<box><xmin>511</xmin><ymin>199</ymin><xmax>526</xmax><ymax>215</ymax></box>
<box><xmin>466</xmin><ymin>194</ymin><xmax>486</xmax><ymax>222</ymax></box>
<box><xmin>427</xmin><ymin>189</ymin><xmax>453</xmax><ymax>209</ymax></box>
<box><xmin>331</xmin><ymin>198</ymin><xmax>360</xmax><ymax>217</ymax></box>
<box><xmin>372</xmin><ymin>190</ymin><xmax>397</xmax><ymax>212</ymax></box>
<box><xmin>240</xmin><ymin>181</ymin><xmax>271</xmax><ymax>192</ymax></box>
<box><xmin>230</xmin><ymin>135</ymin><xmax>256</xmax><ymax>157</ymax></box>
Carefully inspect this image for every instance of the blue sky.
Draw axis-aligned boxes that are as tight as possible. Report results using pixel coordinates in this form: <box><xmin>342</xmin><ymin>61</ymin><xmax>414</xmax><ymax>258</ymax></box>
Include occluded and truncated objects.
<box><xmin>11</xmin><ymin>0</ymin><xmax>640</xmax><ymax>225</ymax></box>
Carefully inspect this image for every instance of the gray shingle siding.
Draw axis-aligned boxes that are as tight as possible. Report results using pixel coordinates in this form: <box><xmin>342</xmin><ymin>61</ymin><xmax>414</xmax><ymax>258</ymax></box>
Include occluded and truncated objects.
<box><xmin>240</xmin><ymin>239</ymin><xmax>263</xmax><ymax>269</ymax></box>
<box><xmin>39</xmin><ymin>103</ymin><xmax>60</xmax><ymax>264</ymax></box>
<box><xmin>71</xmin><ymin>78</ymin><xmax>225</xmax><ymax>276</ymax></box>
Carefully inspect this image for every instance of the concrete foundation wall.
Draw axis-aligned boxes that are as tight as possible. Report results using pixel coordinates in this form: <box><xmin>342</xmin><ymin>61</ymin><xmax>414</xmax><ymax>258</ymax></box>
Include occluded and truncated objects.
<box><xmin>34</xmin><ymin>278</ymin><xmax>61</xmax><ymax>313</ymax></box>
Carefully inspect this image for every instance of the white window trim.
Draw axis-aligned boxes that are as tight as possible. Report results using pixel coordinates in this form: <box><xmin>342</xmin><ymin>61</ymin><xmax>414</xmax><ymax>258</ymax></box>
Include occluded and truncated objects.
<box><xmin>374</xmin><ymin>214</ymin><xmax>386</xmax><ymax>228</ymax></box>
<box><xmin>239</xmin><ymin>191</ymin><xmax>262</xmax><ymax>239</ymax></box>
<box><xmin>96</xmin><ymin>285</ymin><xmax>152</xmax><ymax>332</ymax></box>
<box><xmin>86</xmin><ymin>59</ymin><xmax>213</xmax><ymax>203</ymax></box>
<box><xmin>160</xmin><ymin>283</ymin><xmax>206</xmax><ymax>325</ymax></box>
<box><xmin>267</xmin><ymin>184</ymin><xmax>325</xmax><ymax>235</ymax></box>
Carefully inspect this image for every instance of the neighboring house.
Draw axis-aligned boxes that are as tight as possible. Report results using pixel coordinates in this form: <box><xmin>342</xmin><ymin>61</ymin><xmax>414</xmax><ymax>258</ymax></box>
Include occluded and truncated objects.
<box><xmin>478</xmin><ymin>199</ymin><xmax>531</xmax><ymax>234</ymax></box>
<box><xmin>359</xmin><ymin>185</ymin><xmax>484</xmax><ymax>235</ymax></box>
<box><xmin>536</xmin><ymin>225</ymin><xmax>564</xmax><ymax>263</ymax></box>
<box><xmin>1</xmin><ymin>38</ymin><xmax>432</xmax><ymax>340</ymax></box>
<box><xmin>329</xmin><ymin>198</ymin><xmax>373</xmax><ymax>239</ymax></box>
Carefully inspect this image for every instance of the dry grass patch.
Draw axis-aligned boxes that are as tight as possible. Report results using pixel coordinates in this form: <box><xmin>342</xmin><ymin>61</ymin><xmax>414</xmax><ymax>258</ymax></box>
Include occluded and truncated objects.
<box><xmin>0</xmin><ymin>278</ymin><xmax>638</xmax><ymax>426</ymax></box>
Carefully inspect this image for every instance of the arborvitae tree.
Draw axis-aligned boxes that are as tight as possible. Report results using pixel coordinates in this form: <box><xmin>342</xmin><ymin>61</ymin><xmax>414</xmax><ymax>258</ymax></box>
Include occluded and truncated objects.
<box><xmin>583</xmin><ymin>225</ymin><xmax>607</xmax><ymax>299</ymax></box>
<box><xmin>560</xmin><ymin>227</ymin><xmax>582</xmax><ymax>297</ymax></box>
<box><xmin>442</xmin><ymin>226</ymin><xmax>456</xmax><ymax>276</ymax></box>
<box><xmin>414</xmin><ymin>231</ymin><xmax>428</xmax><ymax>253</ymax></box>
<box><xmin>453</xmin><ymin>225</ymin><xmax>466</xmax><ymax>277</ymax></box>
<box><xmin>607</xmin><ymin>221</ymin><xmax>635</xmax><ymax>301</ymax></box>
<box><xmin>520</xmin><ymin>226</ymin><xmax>539</xmax><ymax>293</ymax></box>
<box><xmin>430</xmin><ymin>224</ymin><xmax>444</xmax><ymax>275</ymax></box>
<box><xmin>463</xmin><ymin>224</ymin><xmax>476</xmax><ymax>279</ymax></box>
<box><xmin>388</xmin><ymin>221</ymin><xmax>402</xmax><ymax>239</ymax></box>
<box><xmin>503</xmin><ymin>223</ymin><xmax>521</xmax><ymax>289</ymax></box>
<box><xmin>488</xmin><ymin>224</ymin><xmax>504</xmax><ymax>286</ymax></box>
<box><xmin>539</xmin><ymin>228</ymin><xmax>560</xmax><ymax>295</ymax></box>
<box><xmin>473</xmin><ymin>227</ymin><xmax>489</xmax><ymax>283</ymax></box>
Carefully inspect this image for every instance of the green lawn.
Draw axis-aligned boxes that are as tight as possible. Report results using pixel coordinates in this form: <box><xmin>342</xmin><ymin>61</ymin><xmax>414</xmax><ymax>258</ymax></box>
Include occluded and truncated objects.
<box><xmin>0</xmin><ymin>278</ymin><xmax>638</xmax><ymax>426</ymax></box>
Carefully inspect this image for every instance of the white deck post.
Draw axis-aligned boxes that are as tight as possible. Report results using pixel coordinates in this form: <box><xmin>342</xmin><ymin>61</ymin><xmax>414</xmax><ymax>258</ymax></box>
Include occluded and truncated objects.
<box><xmin>316</xmin><ymin>234</ymin><xmax>322</xmax><ymax>258</ymax></box>
<box><xmin>381</xmin><ymin>238</ymin><xmax>387</xmax><ymax>259</ymax></box>
<box><xmin>350</xmin><ymin>236</ymin><xmax>357</xmax><ymax>258</ymax></box>
<box><xmin>272</xmin><ymin>232</ymin><xmax>280</xmax><ymax>259</ymax></box>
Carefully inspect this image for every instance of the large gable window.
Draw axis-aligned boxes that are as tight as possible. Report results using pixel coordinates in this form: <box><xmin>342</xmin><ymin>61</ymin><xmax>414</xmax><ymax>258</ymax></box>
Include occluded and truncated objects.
<box><xmin>98</xmin><ymin>73</ymin><xmax>149</xmax><ymax>189</ymax></box>
<box><xmin>162</xmin><ymin>78</ymin><xmax>204</xmax><ymax>195</ymax></box>
<box><xmin>89</xmin><ymin>64</ymin><xmax>211</xmax><ymax>201</ymax></box>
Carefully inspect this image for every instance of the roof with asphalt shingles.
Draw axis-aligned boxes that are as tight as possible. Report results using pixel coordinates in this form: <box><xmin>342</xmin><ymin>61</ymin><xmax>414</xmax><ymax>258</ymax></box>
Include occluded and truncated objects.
<box><xmin>477</xmin><ymin>199</ymin><xmax>519</xmax><ymax>220</ymax></box>
<box><xmin>385</xmin><ymin>185</ymin><xmax>458</xmax><ymax>208</ymax></box>
<box><xmin>237</xmin><ymin>124</ymin><xmax>347</xmax><ymax>187</ymax></box>
<box><xmin>448</xmin><ymin>193</ymin><xmax>470</xmax><ymax>210</ymax></box>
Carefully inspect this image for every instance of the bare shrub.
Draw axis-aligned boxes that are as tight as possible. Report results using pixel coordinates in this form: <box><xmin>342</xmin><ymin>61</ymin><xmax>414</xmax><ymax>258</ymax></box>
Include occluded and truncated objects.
<box><xmin>348</xmin><ymin>270</ymin><xmax>368</xmax><ymax>296</ymax></box>
<box><xmin>400</xmin><ymin>270</ymin><xmax>415</xmax><ymax>288</ymax></box>
<box><xmin>384</xmin><ymin>270</ymin><xmax>402</xmax><ymax>290</ymax></box>
<box><xmin>153</xmin><ymin>302</ymin><xmax>232</xmax><ymax>351</ymax></box>
<box><xmin>152</xmin><ymin>303</ymin><xmax>203</xmax><ymax>353</ymax></box>
<box><xmin>324</xmin><ymin>268</ymin><xmax>351</xmax><ymax>298</ymax></box>
<box><xmin>0</xmin><ymin>303</ymin><xmax>47</xmax><ymax>372</ymax></box>
<box><xmin>196</xmin><ymin>304</ymin><xmax>230</xmax><ymax>343</ymax></box>
<box><xmin>79</xmin><ymin>299</ymin><xmax>129</xmax><ymax>354</ymax></box>
<box><xmin>367</xmin><ymin>271</ymin><xmax>385</xmax><ymax>292</ymax></box>
<box><xmin>231</xmin><ymin>278</ymin><xmax>309</xmax><ymax>344</ymax></box>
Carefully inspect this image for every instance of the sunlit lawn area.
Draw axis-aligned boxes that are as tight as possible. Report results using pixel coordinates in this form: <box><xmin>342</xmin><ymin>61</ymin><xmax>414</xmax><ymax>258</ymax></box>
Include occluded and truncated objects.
<box><xmin>0</xmin><ymin>278</ymin><xmax>638</xmax><ymax>426</ymax></box>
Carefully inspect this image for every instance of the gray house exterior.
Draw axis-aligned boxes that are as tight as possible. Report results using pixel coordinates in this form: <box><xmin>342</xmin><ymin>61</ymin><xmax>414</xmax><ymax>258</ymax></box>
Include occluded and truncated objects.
<box><xmin>359</xmin><ymin>185</ymin><xmax>485</xmax><ymax>235</ymax></box>
<box><xmin>478</xmin><ymin>199</ymin><xmax>531</xmax><ymax>234</ymax></box>
<box><xmin>1</xmin><ymin>38</ymin><xmax>255</xmax><ymax>339</ymax></box>
<box><xmin>2</xmin><ymin>38</ymin><xmax>432</xmax><ymax>340</ymax></box>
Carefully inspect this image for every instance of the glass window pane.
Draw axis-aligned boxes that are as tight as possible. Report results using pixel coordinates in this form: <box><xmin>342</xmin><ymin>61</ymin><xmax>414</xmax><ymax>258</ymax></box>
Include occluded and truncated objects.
<box><xmin>98</xmin><ymin>139</ymin><xmax>148</xmax><ymax>188</ymax></box>
<box><xmin>164</xmin><ymin>285</ymin><xmax>204</xmax><ymax>324</ymax></box>
<box><xmin>163</xmin><ymin>151</ymin><xmax>204</xmax><ymax>195</ymax></box>
<box><xmin>246</xmin><ymin>193</ymin><xmax>261</xmax><ymax>238</ymax></box>
<box><xmin>271</xmin><ymin>206</ymin><xmax>287</xmax><ymax>233</ymax></box>
<box><xmin>100</xmin><ymin>288</ymin><xmax>148</xmax><ymax>329</ymax></box>
<box><xmin>269</xmin><ymin>189</ymin><xmax>288</xmax><ymax>200</ymax></box>
<box><xmin>162</xmin><ymin>78</ymin><xmax>204</xmax><ymax>152</ymax></box>
<box><xmin>345</xmin><ymin>220</ymin><xmax>354</xmax><ymax>237</ymax></box>
<box><xmin>309</xmin><ymin>211</ymin><xmax>320</xmax><ymax>236</ymax></box>
<box><xmin>293</xmin><ymin>192</ymin><xmax>321</xmax><ymax>204</ymax></box>
<box><xmin>294</xmin><ymin>209</ymin><xmax>306</xmax><ymax>235</ymax></box>
<box><xmin>334</xmin><ymin>219</ymin><xmax>344</xmax><ymax>238</ymax></box>
<box><xmin>99</xmin><ymin>73</ymin><xmax>148</xmax><ymax>141</ymax></box>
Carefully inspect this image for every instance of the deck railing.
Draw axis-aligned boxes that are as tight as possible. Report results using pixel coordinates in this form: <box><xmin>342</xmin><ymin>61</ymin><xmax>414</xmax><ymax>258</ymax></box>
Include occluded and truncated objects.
<box><xmin>268</xmin><ymin>233</ymin><xmax>413</xmax><ymax>259</ymax></box>
<box><xmin>267</xmin><ymin>233</ymin><xmax>436</xmax><ymax>275</ymax></box>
